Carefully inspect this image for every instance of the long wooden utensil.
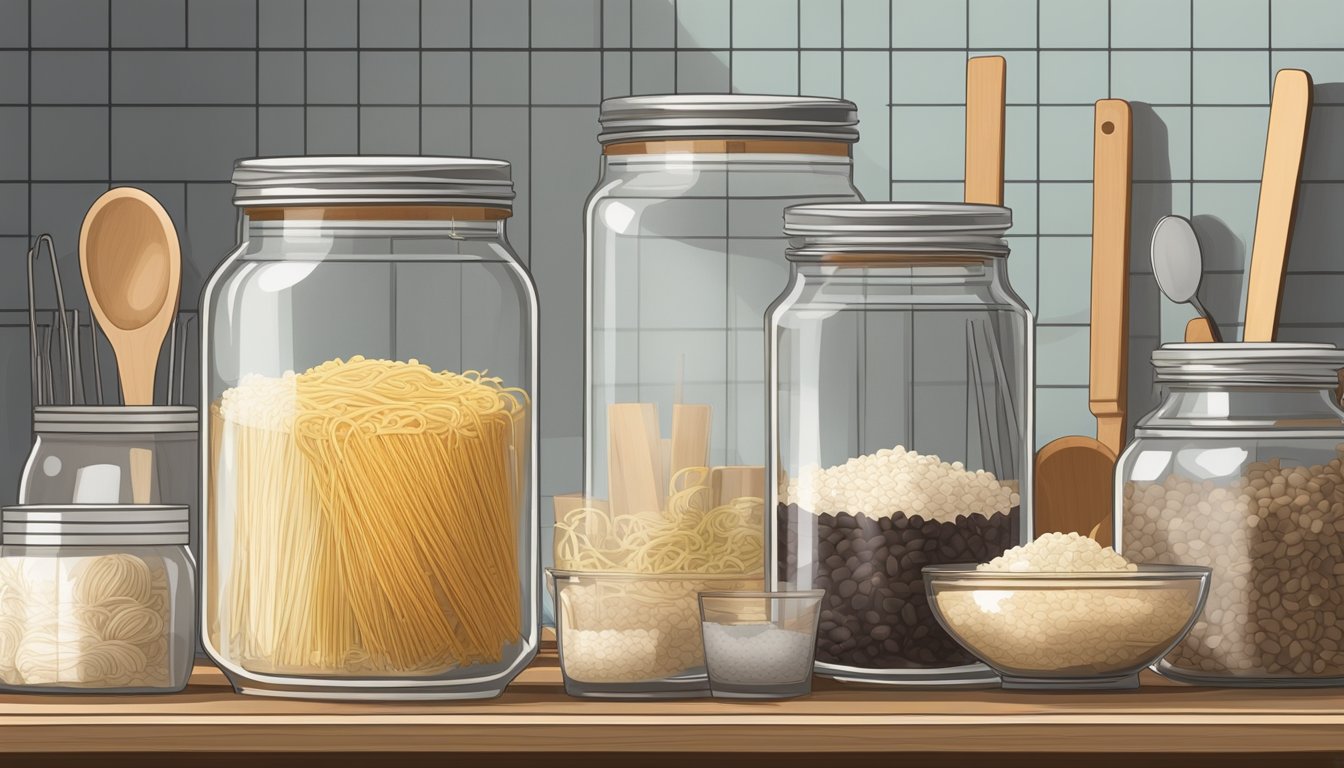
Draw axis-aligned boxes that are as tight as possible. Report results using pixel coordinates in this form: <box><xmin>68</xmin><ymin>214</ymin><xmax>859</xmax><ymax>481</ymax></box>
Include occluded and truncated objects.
<box><xmin>1244</xmin><ymin>68</ymin><xmax>1313</xmax><ymax>342</ymax></box>
<box><xmin>1034</xmin><ymin>100</ymin><xmax>1133</xmax><ymax>547</ymax></box>
<box><xmin>79</xmin><ymin>187</ymin><xmax>182</xmax><ymax>504</ymax></box>
<box><xmin>965</xmin><ymin>56</ymin><xmax>1006</xmax><ymax>205</ymax></box>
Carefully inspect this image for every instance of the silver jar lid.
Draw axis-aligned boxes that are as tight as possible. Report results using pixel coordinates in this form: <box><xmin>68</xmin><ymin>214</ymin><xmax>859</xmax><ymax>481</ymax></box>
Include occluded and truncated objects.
<box><xmin>597</xmin><ymin>94</ymin><xmax>860</xmax><ymax>144</ymax></box>
<box><xmin>231</xmin><ymin>156</ymin><xmax>516</xmax><ymax>209</ymax></box>
<box><xmin>2</xmin><ymin>504</ymin><xmax>189</xmax><ymax>546</ymax></box>
<box><xmin>1151</xmin><ymin>342</ymin><xmax>1344</xmax><ymax>386</ymax></box>
<box><xmin>33</xmin><ymin>405</ymin><xmax>199</xmax><ymax>434</ymax></box>
<box><xmin>784</xmin><ymin>202</ymin><xmax>1013</xmax><ymax>258</ymax></box>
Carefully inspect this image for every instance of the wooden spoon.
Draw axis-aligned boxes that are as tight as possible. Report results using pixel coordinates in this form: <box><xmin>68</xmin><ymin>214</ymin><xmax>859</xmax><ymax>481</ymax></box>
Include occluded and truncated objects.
<box><xmin>1034</xmin><ymin>100</ymin><xmax>1133</xmax><ymax>547</ymax></box>
<box><xmin>1243</xmin><ymin>68</ymin><xmax>1313</xmax><ymax>342</ymax></box>
<box><xmin>79</xmin><ymin>187</ymin><xmax>182</xmax><ymax>503</ymax></box>
<box><xmin>964</xmin><ymin>55</ymin><xmax>1006</xmax><ymax>206</ymax></box>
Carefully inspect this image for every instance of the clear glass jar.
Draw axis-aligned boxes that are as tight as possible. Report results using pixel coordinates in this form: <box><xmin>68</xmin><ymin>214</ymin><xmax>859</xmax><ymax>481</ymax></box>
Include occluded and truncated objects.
<box><xmin>769</xmin><ymin>203</ymin><xmax>1034</xmax><ymax>686</ymax></box>
<box><xmin>1117</xmin><ymin>342</ymin><xmax>1344</xmax><ymax>686</ymax></box>
<box><xmin>567</xmin><ymin>95</ymin><xmax>863</xmax><ymax>580</ymax></box>
<box><xmin>19</xmin><ymin>406</ymin><xmax>199</xmax><ymax>559</ymax></box>
<box><xmin>0</xmin><ymin>504</ymin><xmax>195</xmax><ymax>693</ymax></box>
<box><xmin>201</xmin><ymin>157</ymin><xmax>538</xmax><ymax>700</ymax></box>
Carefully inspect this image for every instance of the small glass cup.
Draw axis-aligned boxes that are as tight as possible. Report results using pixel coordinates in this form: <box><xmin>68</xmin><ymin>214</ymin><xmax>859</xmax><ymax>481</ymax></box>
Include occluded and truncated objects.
<box><xmin>698</xmin><ymin>590</ymin><xmax>823</xmax><ymax>699</ymax></box>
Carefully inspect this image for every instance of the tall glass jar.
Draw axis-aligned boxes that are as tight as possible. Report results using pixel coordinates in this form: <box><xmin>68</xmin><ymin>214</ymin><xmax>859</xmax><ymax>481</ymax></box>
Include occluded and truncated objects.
<box><xmin>201</xmin><ymin>157</ymin><xmax>538</xmax><ymax>699</ymax></box>
<box><xmin>566</xmin><ymin>95</ymin><xmax>862</xmax><ymax>581</ymax></box>
<box><xmin>769</xmin><ymin>203</ymin><xmax>1033</xmax><ymax>686</ymax></box>
<box><xmin>1118</xmin><ymin>343</ymin><xmax>1344</xmax><ymax>686</ymax></box>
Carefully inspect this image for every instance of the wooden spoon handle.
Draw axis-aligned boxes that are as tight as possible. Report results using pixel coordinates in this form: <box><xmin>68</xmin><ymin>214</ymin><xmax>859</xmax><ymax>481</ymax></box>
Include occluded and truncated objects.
<box><xmin>964</xmin><ymin>56</ymin><xmax>1006</xmax><ymax>206</ymax></box>
<box><xmin>1184</xmin><ymin>317</ymin><xmax>1221</xmax><ymax>343</ymax></box>
<box><xmin>1090</xmin><ymin>100</ymin><xmax>1133</xmax><ymax>456</ymax></box>
<box><xmin>1244</xmin><ymin>68</ymin><xmax>1313</xmax><ymax>342</ymax></box>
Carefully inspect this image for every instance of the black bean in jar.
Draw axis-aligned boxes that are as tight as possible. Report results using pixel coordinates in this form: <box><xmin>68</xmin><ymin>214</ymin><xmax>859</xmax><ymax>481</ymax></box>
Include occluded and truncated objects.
<box><xmin>778</xmin><ymin>503</ymin><xmax>1019</xmax><ymax>670</ymax></box>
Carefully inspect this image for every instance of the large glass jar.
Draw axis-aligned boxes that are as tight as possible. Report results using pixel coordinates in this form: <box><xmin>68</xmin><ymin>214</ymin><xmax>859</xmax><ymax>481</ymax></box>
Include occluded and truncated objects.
<box><xmin>0</xmin><ymin>504</ymin><xmax>195</xmax><ymax>693</ymax></box>
<box><xmin>1118</xmin><ymin>343</ymin><xmax>1344</xmax><ymax>686</ymax></box>
<box><xmin>201</xmin><ymin>157</ymin><xmax>538</xmax><ymax>700</ymax></box>
<box><xmin>769</xmin><ymin>203</ymin><xmax>1034</xmax><ymax>686</ymax></box>
<box><xmin>563</xmin><ymin>94</ymin><xmax>861</xmax><ymax>575</ymax></box>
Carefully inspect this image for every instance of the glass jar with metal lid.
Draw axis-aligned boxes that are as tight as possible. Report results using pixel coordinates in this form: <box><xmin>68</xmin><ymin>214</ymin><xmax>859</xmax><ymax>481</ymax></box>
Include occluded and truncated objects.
<box><xmin>562</xmin><ymin>95</ymin><xmax>862</xmax><ymax>592</ymax></box>
<box><xmin>1118</xmin><ymin>342</ymin><xmax>1344</xmax><ymax>685</ymax></box>
<box><xmin>0</xmin><ymin>504</ymin><xmax>195</xmax><ymax>693</ymax></box>
<box><xmin>19</xmin><ymin>406</ymin><xmax>199</xmax><ymax>554</ymax></box>
<box><xmin>768</xmin><ymin>202</ymin><xmax>1033</xmax><ymax>686</ymax></box>
<box><xmin>201</xmin><ymin>156</ymin><xmax>537</xmax><ymax>699</ymax></box>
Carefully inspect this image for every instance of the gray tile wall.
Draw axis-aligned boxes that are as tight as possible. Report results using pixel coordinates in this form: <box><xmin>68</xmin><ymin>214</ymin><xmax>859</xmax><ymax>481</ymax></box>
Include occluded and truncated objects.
<box><xmin>3</xmin><ymin>0</ymin><xmax>1344</xmax><ymax>525</ymax></box>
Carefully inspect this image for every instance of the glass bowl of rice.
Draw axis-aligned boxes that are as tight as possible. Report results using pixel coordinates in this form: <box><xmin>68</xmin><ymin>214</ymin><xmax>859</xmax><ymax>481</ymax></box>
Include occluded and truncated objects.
<box><xmin>923</xmin><ymin>533</ymin><xmax>1210</xmax><ymax>690</ymax></box>
<box><xmin>547</xmin><ymin>569</ymin><xmax>763</xmax><ymax>698</ymax></box>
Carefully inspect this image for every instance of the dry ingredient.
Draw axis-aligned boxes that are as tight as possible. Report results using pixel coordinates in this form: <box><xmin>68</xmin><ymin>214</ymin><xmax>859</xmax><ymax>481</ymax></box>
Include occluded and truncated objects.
<box><xmin>1124</xmin><ymin>452</ymin><xmax>1344</xmax><ymax>677</ymax></box>
<box><xmin>555</xmin><ymin>576</ymin><xmax>758</xmax><ymax>683</ymax></box>
<box><xmin>982</xmin><ymin>531</ymin><xmax>1136</xmax><ymax>572</ymax></box>
<box><xmin>0</xmin><ymin>553</ymin><xmax>174</xmax><ymax>689</ymax></box>
<box><xmin>779</xmin><ymin>445</ymin><xmax>1020</xmax><ymax>669</ymax></box>
<box><xmin>936</xmin><ymin>534</ymin><xmax>1197</xmax><ymax>672</ymax></box>
<box><xmin>702</xmin><ymin>622</ymin><xmax>813</xmax><ymax>685</ymax></box>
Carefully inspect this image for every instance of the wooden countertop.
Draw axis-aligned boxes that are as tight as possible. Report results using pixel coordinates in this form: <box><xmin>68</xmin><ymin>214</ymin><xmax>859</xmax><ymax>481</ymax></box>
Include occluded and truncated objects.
<box><xmin>2</xmin><ymin>650</ymin><xmax>1344</xmax><ymax>763</ymax></box>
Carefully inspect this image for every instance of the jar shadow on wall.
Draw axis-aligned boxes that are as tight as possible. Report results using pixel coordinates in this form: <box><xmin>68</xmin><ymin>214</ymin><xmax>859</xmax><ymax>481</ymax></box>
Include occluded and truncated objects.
<box><xmin>1277</xmin><ymin>82</ymin><xmax>1344</xmax><ymax>345</ymax></box>
<box><xmin>1128</xmin><ymin>103</ymin><xmax>1172</xmax><ymax>430</ymax></box>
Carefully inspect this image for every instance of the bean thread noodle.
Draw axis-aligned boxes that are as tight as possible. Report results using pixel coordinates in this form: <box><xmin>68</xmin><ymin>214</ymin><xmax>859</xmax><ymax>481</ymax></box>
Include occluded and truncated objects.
<box><xmin>553</xmin><ymin>467</ymin><xmax>764</xmax><ymax>575</ymax></box>
<box><xmin>552</xmin><ymin>464</ymin><xmax>765</xmax><ymax>684</ymax></box>
<box><xmin>0</xmin><ymin>553</ymin><xmax>174</xmax><ymax>689</ymax></box>
<box><xmin>210</xmin><ymin>356</ymin><xmax>528</xmax><ymax>676</ymax></box>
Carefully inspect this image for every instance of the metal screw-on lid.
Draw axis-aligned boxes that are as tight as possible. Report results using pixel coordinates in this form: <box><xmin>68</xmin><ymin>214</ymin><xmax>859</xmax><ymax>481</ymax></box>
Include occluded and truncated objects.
<box><xmin>2</xmin><ymin>505</ymin><xmax>189</xmax><ymax>546</ymax></box>
<box><xmin>783</xmin><ymin>202</ymin><xmax>1013</xmax><ymax>258</ymax></box>
<box><xmin>33</xmin><ymin>406</ymin><xmax>199</xmax><ymax>434</ymax></box>
<box><xmin>598</xmin><ymin>94</ymin><xmax>860</xmax><ymax>144</ymax></box>
<box><xmin>231</xmin><ymin>156</ymin><xmax>516</xmax><ymax>209</ymax></box>
<box><xmin>1151</xmin><ymin>342</ymin><xmax>1344</xmax><ymax>386</ymax></box>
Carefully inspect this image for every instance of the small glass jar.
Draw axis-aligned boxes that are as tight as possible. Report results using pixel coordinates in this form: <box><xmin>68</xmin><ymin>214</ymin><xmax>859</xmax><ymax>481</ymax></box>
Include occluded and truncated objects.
<box><xmin>769</xmin><ymin>203</ymin><xmax>1034</xmax><ymax>686</ymax></box>
<box><xmin>0</xmin><ymin>504</ymin><xmax>195</xmax><ymax>693</ymax></box>
<box><xmin>202</xmin><ymin>157</ymin><xmax>538</xmax><ymax>699</ymax></box>
<box><xmin>1118</xmin><ymin>343</ymin><xmax>1344</xmax><ymax>686</ymax></box>
<box><xmin>569</xmin><ymin>95</ymin><xmax>863</xmax><ymax>584</ymax></box>
<box><xmin>19</xmin><ymin>406</ymin><xmax>199</xmax><ymax>559</ymax></box>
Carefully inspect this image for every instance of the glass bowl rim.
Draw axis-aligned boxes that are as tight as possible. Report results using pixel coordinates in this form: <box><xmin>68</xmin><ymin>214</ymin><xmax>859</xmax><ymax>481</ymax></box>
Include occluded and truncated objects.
<box><xmin>697</xmin><ymin>589</ymin><xmax>825</xmax><ymax>601</ymax></box>
<box><xmin>922</xmin><ymin>563</ymin><xmax>1211</xmax><ymax>582</ymax></box>
<box><xmin>546</xmin><ymin>567</ymin><xmax>763</xmax><ymax>583</ymax></box>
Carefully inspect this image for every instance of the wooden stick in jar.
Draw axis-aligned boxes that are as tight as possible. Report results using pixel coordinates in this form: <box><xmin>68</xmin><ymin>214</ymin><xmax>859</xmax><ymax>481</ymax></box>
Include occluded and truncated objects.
<box><xmin>670</xmin><ymin>403</ymin><xmax>711</xmax><ymax>480</ymax></box>
<box><xmin>608</xmin><ymin>403</ymin><xmax>664</xmax><ymax>516</ymax></box>
<box><xmin>711</xmin><ymin>465</ymin><xmax>766</xmax><ymax>507</ymax></box>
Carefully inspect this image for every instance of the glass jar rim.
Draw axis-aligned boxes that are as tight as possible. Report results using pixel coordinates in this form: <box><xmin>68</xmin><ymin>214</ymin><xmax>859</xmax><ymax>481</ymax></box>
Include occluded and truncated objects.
<box><xmin>2</xmin><ymin>504</ymin><xmax>190</xmax><ymax>545</ymax></box>
<box><xmin>1151</xmin><ymin>342</ymin><xmax>1344</xmax><ymax>386</ymax></box>
<box><xmin>598</xmin><ymin>94</ymin><xmax>859</xmax><ymax>144</ymax></box>
<box><xmin>785</xmin><ymin>202</ymin><xmax>1011</xmax><ymax>258</ymax></box>
<box><xmin>231</xmin><ymin>156</ymin><xmax>516</xmax><ymax>210</ymax></box>
<box><xmin>33</xmin><ymin>405</ymin><xmax>199</xmax><ymax>433</ymax></box>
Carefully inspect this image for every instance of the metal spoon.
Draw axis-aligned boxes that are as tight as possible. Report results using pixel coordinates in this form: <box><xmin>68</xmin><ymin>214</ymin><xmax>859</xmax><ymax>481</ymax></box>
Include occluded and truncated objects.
<box><xmin>1151</xmin><ymin>215</ymin><xmax>1221</xmax><ymax>342</ymax></box>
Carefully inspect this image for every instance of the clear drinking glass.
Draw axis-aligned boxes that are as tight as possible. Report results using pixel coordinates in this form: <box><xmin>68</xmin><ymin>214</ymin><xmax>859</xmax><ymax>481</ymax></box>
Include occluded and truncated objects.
<box><xmin>1118</xmin><ymin>343</ymin><xmax>1344</xmax><ymax>686</ymax></box>
<box><xmin>769</xmin><ymin>203</ymin><xmax>1034</xmax><ymax>686</ymax></box>
<box><xmin>699</xmin><ymin>590</ymin><xmax>823</xmax><ymax>698</ymax></box>
<box><xmin>202</xmin><ymin>157</ymin><xmax>538</xmax><ymax>700</ymax></box>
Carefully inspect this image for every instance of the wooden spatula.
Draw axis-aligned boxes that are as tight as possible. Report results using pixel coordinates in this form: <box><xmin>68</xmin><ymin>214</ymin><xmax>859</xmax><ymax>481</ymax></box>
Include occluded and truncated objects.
<box><xmin>1034</xmin><ymin>100</ymin><xmax>1133</xmax><ymax>547</ymax></box>
<box><xmin>965</xmin><ymin>56</ymin><xmax>1006</xmax><ymax>205</ymax></box>
<box><xmin>1243</xmin><ymin>69</ymin><xmax>1313</xmax><ymax>342</ymax></box>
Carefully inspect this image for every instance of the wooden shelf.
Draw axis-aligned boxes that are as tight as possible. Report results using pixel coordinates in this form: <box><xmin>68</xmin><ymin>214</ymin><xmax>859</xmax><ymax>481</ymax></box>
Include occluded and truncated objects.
<box><xmin>2</xmin><ymin>651</ymin><xmax>1344</xmax><ymax>760</ymax></box>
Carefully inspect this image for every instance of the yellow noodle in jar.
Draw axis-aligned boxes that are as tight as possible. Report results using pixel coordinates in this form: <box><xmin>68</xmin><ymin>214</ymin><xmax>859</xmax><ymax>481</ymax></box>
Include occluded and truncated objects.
<box><xmin>208</xmin><ymin>356</ymin><xmax>528</xmax><ymax>676</ymax></box>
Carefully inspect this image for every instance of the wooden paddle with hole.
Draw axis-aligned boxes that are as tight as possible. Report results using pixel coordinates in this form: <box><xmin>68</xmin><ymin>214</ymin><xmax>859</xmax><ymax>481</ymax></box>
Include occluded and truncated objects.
<box><xmin>1034</xmin><ymin>100</ymin><xmax>1132</xmax><ymax>547</ymax></box>
<box><xmin>964</xmin><ymin>56</ymin><xmax>1006</xmax><ymax>206</ymax></box>
<box><xmin>1244</xmin><ymin>68</ymin><xmax>1313</xmax><ymax>342</ymax></box>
